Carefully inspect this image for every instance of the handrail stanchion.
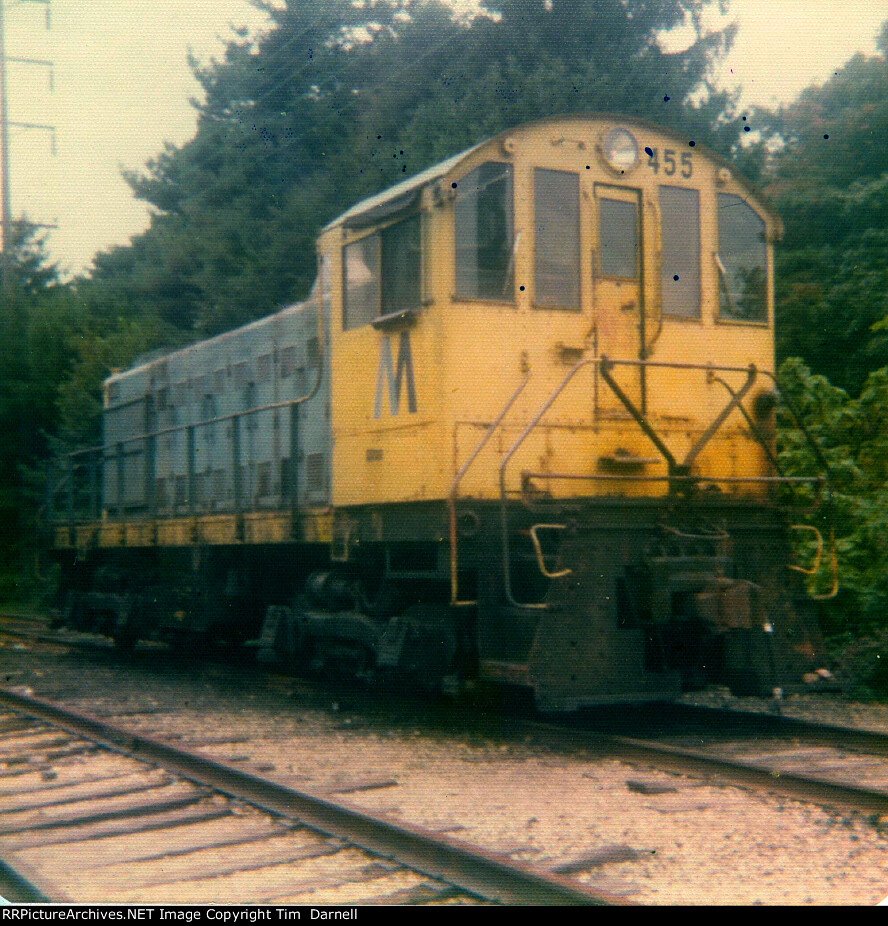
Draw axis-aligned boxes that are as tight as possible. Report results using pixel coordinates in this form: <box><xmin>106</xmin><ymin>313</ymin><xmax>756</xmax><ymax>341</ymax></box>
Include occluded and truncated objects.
<box><xmin>448</xmin><ymin>373</ymin><xmax>530</xmax><ymax>606</ymax></box>
<box><xmin>89</xmin><ymin>451</ymin><xmax>99</xmax><ymax>521</ymax></box>
<box><xmin>232</xmin><ymin>416</ymin><xmax>242</xmax><ymax>516</ymax></box>
<box><xmin>66</xmin><ymin>457</ymin><xmax>74</xmax><ymax>526</ymax></box>
<box><xmin>187</xmin><ymin>426</ymin><xmax>196</xmax><ymax>516</ymax></box>
<box><xmin>115</xmin><ymin>442</ymin><xmax>124</xmax><ymax>518</ymax></box>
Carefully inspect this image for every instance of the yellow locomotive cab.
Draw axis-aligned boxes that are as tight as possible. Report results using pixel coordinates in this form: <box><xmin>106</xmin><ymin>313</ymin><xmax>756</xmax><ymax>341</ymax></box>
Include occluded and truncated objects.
<box><xmin>319</xmin><ymin>115</ymin><xmax>780</xmax><ymax>515</ymax></box>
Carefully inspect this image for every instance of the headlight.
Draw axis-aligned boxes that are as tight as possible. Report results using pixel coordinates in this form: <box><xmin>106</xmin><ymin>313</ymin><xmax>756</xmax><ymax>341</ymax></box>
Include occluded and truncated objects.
<box><xmin>602</xmin><ymin>127</ymin><xmax>638</xmax><ymax>173</ymax></box>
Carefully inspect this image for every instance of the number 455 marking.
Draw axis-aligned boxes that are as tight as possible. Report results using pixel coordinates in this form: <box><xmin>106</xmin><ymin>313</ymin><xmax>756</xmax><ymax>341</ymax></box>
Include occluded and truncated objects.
<box><xmin>645</xmin><ymin>147</ymin><xmax>693</xmax><ymax>179</ymax></box>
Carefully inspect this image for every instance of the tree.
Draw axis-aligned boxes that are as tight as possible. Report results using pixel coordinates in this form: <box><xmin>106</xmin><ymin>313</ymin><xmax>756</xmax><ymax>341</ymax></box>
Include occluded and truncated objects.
<box><xmin>766</xmin><ymin>25</ymin><xmax>888</xmax><ymax>394</ymax></box>
<box><xmin>779</xmin><ymin>358</ymin><xmax>888</xmax><ymax>638</ymax></box>
<box><xmin>0</xmin><ymin>223</ymin><xmax>73</xmax><ymax>592</ymax></box>
<box><xmin>85</xmin><ymin>0</ymin><xmax>741</xmax><ymax>337</ymax></box>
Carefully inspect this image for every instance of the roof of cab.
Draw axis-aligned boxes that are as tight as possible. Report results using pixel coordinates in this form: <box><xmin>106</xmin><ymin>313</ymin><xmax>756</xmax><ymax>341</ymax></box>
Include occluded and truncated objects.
<box><xmin>322</xmin><ymin>143</ymin><xmax>483</xmax><ymax>233</ymax></box>
<box><xmin>321</xmin><ymin>113</ymin><xmax>780</xmax><ymax>234</ymax></box>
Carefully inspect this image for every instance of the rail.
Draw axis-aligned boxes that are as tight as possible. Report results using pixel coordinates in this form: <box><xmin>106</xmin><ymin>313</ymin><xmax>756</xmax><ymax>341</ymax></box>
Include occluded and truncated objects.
<box><xmin>0</xmin><ymin>687</ymin><xmax>622</xmax><ymax>906</ymax></box>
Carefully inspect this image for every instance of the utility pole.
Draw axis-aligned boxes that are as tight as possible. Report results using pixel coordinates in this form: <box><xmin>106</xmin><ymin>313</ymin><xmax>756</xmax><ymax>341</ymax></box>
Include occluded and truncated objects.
<box><xmin>0</xmin><ymin>0</ymin><xmax>13</xmax><ymax>295</ymax></box>
<box><xmin>0</xmin><ymin>0</ymin><xmax>54</xmax><ymax>297</ymax></box>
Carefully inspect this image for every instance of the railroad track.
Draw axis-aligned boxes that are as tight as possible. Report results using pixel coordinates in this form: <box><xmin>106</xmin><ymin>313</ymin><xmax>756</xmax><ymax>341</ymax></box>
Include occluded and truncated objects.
<box><xmin>5</xmin><ymin>612</ymin><xmax>888</xmax><ymax>826</ymax></box>
<box><xmin>0</xmin><ymin>687</ymin><xmax>621</xmax><ymax>905</ymax></box>
<box><xmin>520</xmin><ymin>706</ymin><xmax>888</xmax><ymax>819</ymax></box>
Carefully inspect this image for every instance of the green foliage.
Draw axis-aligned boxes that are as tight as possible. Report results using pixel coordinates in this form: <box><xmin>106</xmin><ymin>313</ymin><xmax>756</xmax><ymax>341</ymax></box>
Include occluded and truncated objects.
<box><xmin>0</xmin><ymin>225</ymin><xmax>74</xmax><ymax>589</ymax></box>
<box><xmin>763</xmin><ymin>34</ymin><xmax>888</xmax><ymax>645</ymax></box>
<box><xmin>766</xmin><ymin>37</ymin><xmax>888</xmax><ymax>394</ymax></box>
<box><xmin>778</xmin><ymin>359</ymin><xmax>888</xmax><ymax>634</ymax></box>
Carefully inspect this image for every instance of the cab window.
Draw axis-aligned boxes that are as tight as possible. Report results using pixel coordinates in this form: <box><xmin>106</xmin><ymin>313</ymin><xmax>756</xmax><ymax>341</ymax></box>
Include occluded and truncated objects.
<box><xmin>344</xmin><ymin>214</ymin><xmax>421</xmax><ymax>330</ymax></box>
<box><xmin>717</xmin><ymin>194</ymin><xmax>767</xmax><ymax>322</ymax></box>
<box><xmin>455</xmin><ymin>162</ymin><xmax>514</xmax><ymax>301</ymax></box>
<box><xmin>598</xmin><ymin>198</ymin><xmax>638</xmax><ymax>279</ymax></box>
<box><xmin>381</xmin><ymin>214</ymin><xmax>421</xmax><ymax>316</ymax></box>
<box><xmin>344</xmin><ymin>234</ymin><xmax>379</xmax><ymax>329</ymax></box>
<box><xmin>659</xmin><ymin>186</ymin><xmax>700</xmax><ymax>318</ymax></box>
<box><xmin>534</xmin><ymin>169</ymin><xmax>580</xmax><ymax>308</ymax></box>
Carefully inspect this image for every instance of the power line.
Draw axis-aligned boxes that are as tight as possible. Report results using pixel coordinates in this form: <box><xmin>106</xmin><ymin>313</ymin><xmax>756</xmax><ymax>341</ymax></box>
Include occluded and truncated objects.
<box><xmin>0</xmin><ymin>0</ymin><xmax>54</xmax><ymax>294</ymax></box>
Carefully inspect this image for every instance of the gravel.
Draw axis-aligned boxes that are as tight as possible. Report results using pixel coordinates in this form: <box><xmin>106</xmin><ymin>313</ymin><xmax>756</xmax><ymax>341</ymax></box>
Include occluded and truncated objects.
<box><xmin>1</xmin><ymin>632</ymin><xmax>887</xmax><ymax>905</ymax></box>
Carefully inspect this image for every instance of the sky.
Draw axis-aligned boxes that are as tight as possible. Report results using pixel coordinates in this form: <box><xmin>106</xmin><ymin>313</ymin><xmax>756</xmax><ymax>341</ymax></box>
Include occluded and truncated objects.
<box><xmin>5</xmin><ymin>0</ymin><xmax>888</xmax><ymax>276</ymax></box>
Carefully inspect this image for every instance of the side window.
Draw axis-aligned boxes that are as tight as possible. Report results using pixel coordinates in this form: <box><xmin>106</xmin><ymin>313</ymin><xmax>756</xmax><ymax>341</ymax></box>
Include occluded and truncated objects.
<box><xmin>201</xmin><ymin>395</ymin><xmax>217</xmax><ymax>444</ymax></box>
<box><xmin>534</xmin><ymin>169</ymin><xmax>580</xmax><ymax>308</ymax></box>
<box><xmin>455</xmin><ymin>162</ymin><xmax>514</xmax><ymax>301</ymax></box>
<box><xmin>598</xmin><ymin>198</ymin><xmax>638</xmax><ymax>279</ymax></box>
<box><xmin>717</xmin><ymin>194</ymin><xmax>767</xmax><ymax>322</ymax></box>
<box><xmin>244</xmin><ymin>384</ymin><xmax>258</xmax><ymax>428</ymax></box>
<box><xmin>381</xmin><ymin>215</ymin><xmax>421</xmax><ymax>317</ymax></box>
<box><xmin>173</xmin><ymin>381</ymin><xmax>188</xmax><ymax>407</ymax></box>
<box><xmin>659</xmin><ymin>186</ymin><xmax>701</xmax><ymax>318</ymax></box>
<box><xmin>344</xmin><ymin>234</ymin><xmax>380</xmax><ymax>330</ymax></box>
<box><xmin>344</xmin><ymin>215</ymin><xmax>421</xmax><ymax>329</ymax></box>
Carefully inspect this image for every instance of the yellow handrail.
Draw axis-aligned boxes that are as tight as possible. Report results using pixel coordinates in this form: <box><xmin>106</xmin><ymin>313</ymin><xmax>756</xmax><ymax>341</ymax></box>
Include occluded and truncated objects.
<box><xmin>528</xmin><ymin>524</ymin><xmax>572</xmax><ymax>579</ymax></box>
<box><xmin>789</xmin><ymin>524</ymin><xmax>838</xmax><ymax>600</ymax></box>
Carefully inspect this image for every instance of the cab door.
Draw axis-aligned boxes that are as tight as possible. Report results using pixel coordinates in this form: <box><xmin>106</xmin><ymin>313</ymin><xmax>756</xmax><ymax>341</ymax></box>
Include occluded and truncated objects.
<box><xmin>593</xmin><ymin>184</ymin><xmax>645</xmax><ymax>415</ymax></box>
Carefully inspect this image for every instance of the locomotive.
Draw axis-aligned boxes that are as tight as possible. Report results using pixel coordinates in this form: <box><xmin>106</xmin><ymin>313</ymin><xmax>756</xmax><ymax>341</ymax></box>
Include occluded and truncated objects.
<box><xmin>47</xmin><ymin>114</ymin><xmax>833</xmax><ymax>710</ymax></box>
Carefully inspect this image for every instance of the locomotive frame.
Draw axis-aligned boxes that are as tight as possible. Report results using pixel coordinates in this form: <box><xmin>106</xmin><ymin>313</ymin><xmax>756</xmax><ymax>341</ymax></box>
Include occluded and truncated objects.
<box><xmin>46</xmin><ymin>114</ymin><xmax>833</xmax><ymax>710</ymax></box>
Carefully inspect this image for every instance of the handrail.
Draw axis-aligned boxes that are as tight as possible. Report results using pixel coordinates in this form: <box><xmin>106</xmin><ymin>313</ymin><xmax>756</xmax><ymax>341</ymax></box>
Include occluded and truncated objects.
<box><xmin>598</xmin><ymin>357</ymin><xmax>678</xmax><ymax>472</ymax></box>
<box><xmin>759</xmin><ymin>369</ymin><xmax>832</xmax><ymax>476</ymax></box>
<box><xmin>597</xmin><ymin>358</ymin><xmax>833</xmax><ymax>495</ymax></box>
<box><xmin>528</xmin><ymin>524</ymin><xmax>571</xmax><ymax>579</ymax></box>
<box><xmin>644</xmin><ymin>195</ymin><xmax>664</xmax><ymax>358</ymax></box>
<box><xmin>448</xmin><ymin>373</ymin><xmax>531</xmax><ymax>606</ymax></box>
<box><xmin>788</xmin><ymin>525</ymin><xmax>824</xmax><ymax>576</ymax></box>
<box><xmin>498</xmin><ymin>355</ymin><xmax>835</xmax><ymax>609</ymax></box>
<box><xmin>518</xmin><ymin>472</ymin><xmax>823</xmax><ymax>486</ymax></box>
<box><xmin>499</xmin><ymin>358</ymin><xmax>594</xmax><ymax>609</ymax></box>
<box><xmin>813</xmin><ymin>527</ymin><xmax>839</xmax><ymax>600</ymax></box>
<box><xmin>685</xmin><ymin>367</ymin><xmax>757</xmax><ymax>467</ymax></box>
<box><xmin>759</xmin><ymin>368</ymin><xmax>838</xmax><ymax>600</ymax></box>
<box><xmin>59</xmin><ymin>388</ymin><xmax>324</xmax><ymax>461</ymax></box>
<box><xmin>788</xmin><ymin>524</ymin><xmax>839</xmax><ymax>600</ymax></box>
<box><xmin>710</xmin><ymin>374</ymin><xmax>783</xmax><ymax>475</ymax></box>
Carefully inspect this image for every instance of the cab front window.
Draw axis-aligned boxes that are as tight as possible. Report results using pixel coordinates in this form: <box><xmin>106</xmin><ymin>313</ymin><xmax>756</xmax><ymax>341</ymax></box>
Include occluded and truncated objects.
<box><xmin>717</xmin><ymin>193</ymin><xmax>767</xmax><ymax>323</ymax></box>
<box><xmin>534</xmin><ymin>168</ymin><xmax>580</xmax><ymax>309</ymax></box>
<box><xmin>598</xmin><ymin>198</ymin><xmax>638</xmax><ymax>280</ymax></box>
<box><xmin>659</xmin><ymin>186</ymin><xmax>700</xmax><ymax>319</ymax></box>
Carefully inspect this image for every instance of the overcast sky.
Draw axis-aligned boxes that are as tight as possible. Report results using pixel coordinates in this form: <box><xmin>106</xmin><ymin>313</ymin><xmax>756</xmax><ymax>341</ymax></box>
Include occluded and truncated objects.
<box><xmin>7</xmin><ymin>0</ymin><xmax>888</xmax><ymax>276</ymax></box>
